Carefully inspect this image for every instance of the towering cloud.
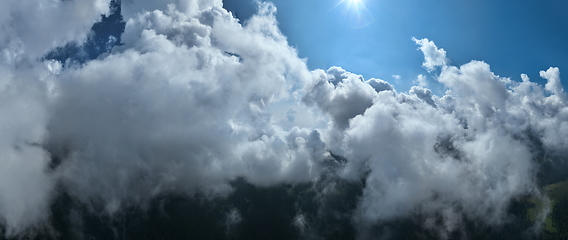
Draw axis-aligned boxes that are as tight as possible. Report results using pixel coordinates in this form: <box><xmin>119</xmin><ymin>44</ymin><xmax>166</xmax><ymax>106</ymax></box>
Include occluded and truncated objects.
<box><xmin>46</xmin><ymin>0</ymin><xmax>320</xmax><ymax>214</ymax></box>
<box><xmin>0</xmin><ymin>0</ymin><xmax>567</xmax><ymax>239</ymax></box>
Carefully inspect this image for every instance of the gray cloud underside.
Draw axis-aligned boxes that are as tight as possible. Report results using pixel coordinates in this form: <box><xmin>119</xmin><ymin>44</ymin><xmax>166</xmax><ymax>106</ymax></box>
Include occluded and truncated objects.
<box><xmin>1</xmin><ymin>0</ymin><xmax>567</xmax><ymax>238</ymax></box>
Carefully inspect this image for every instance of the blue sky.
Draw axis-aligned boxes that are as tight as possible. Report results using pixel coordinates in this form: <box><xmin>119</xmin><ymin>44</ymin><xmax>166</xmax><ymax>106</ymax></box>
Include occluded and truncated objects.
<box><xmin>224</xmin><ymin>0</ymin><xmax>568</xmax><ymax>91</ymax></box>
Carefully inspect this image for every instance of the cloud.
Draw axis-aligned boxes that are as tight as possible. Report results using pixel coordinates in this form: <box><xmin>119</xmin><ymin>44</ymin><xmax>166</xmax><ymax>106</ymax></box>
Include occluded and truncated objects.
<box><xmin>0</xmin><ymin>65</ymin><xmax>53</xmax><ymax>236</ymax></box>
<box><xmin>120</xmin><ymin>0</ymin><xmax>222</xmax><ymax>21</ymax></box>
<box><xmin>0</xmin><ymin>0</ymin><xmax>318</xmax><ymax>235</ymax></box>
<box><xmin>286</xmin><ymin>108</ymin><xmax>298</xmax><ymax>122</ymax></box>
<box><xmin>303</xmin><ymin>67</ymin><xmax>377</xmax><ymax>130</ymax></box>
<box><xmin>410</xmin><ymin>85</ymin><xmax>436</xmax><ymax>107</ymax></box>
<box><xmin>413</xmin><ymin>37</ymin><xmax>449</xmax><ymax>71</ymax></box>
<box><xmin>0</xmin><ymin>0</ymin><xmax>567</xmax><ymax>239</ymax></box>
<box><xmin>541</xmin><ymin>67</ymin><xmax>563</xmax><ymax>95</ymax></box>
<box><xmin>367</xmin><ymin>78</ymin><xmax>394</xmax><ymax>92</ymax></box>
<box><xmin>414</xmin><ymin>74</ymin><xmax>428</xmax><ymax>87</ymax></box>
<box><xmin>46</xmin><ymin>1</ymin><xmax>323</xmax><ymax>208</ymax></box>
<box><xmin>540</xmin><ymin>67</ymin><xmax>567</xmax><ymax>108</ymax></box>
<box><xmin>336</xmin><ymin>85</ymin><xmax>536</xmax><ymax>225</ymax></box>
<box><xmin>0</xmin><ymin>0</ymin><xmax>111</xmax><ymax>59</ymax></box>
<box><xmin>437</xmin><ymin>60</ymin><xmax>514</xmax><ymax>124</ymax></box>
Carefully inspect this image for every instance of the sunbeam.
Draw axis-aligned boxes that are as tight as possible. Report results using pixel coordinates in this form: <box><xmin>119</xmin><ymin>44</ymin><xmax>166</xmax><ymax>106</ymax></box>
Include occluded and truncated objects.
<box><xmin>333</xmin><ymin>0</ymin><xmax>374</xmax><ymax>28</ymax></box>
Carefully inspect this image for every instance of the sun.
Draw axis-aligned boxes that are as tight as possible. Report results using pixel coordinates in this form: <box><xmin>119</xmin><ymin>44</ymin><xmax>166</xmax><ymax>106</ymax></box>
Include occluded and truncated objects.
<box><xmin>336</xmin><ymin>0</ymin><xmax>364</xmax><ymax>8</ymax></box>
<box><xmin>331</xmin><ymin>0</ymin><xmax>374</xmax><ymax>28</ymax></box>
<box><xmin>350</xmin><ymin>0</ymin><xmax>366</xmax><ymax>6</ymax></box>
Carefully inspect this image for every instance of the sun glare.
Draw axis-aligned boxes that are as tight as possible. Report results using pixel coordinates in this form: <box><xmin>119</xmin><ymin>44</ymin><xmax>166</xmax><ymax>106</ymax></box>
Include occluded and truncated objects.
<box><xmin>333</xmin><ymin>0</ymin><xmax>374</xmax><ymax>28</ymax></box>
<box><xmin>349</xmin><ymin>0</ymin><xmax>364</xmax><ymax>6</ymax></box>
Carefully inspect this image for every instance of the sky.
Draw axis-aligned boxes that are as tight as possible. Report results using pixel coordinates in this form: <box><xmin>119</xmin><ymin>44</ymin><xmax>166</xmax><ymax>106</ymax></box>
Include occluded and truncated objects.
<box><xmin>224</xmin><ymin>0</ymin><xmax>568</xmax><ymax>91</ymax></box>
<box><xmin>2</xmin><ymin>0</ymin><xmax>568</xmax><ymax>239</ymax></box>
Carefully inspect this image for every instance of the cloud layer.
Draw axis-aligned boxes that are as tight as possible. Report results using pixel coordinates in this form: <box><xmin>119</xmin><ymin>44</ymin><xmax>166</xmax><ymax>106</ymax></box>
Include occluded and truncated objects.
<box><xmin>0</xmin><ymin>0</ymin><xmax>567</xmax><ymax>238</ymax></box>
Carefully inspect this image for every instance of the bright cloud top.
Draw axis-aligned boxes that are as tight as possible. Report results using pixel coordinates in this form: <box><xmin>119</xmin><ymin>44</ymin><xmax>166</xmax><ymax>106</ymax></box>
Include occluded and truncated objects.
<box><xmin>0</xmin><ymin>0</ymin><xmax>566</xmax><ymax>239</ymax></box>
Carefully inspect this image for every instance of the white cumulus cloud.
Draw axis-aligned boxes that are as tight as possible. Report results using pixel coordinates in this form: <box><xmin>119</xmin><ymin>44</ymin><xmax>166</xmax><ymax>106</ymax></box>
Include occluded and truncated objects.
<box><xmin>413</xmin><ymin>37</ymin><xmax>449</xmax><ymax>71</ymax></box>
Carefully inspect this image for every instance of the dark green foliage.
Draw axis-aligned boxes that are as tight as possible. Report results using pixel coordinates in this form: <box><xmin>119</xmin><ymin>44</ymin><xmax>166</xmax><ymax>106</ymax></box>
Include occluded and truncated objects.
<box><xmin>0</xmin><ymin>179</ymin><xmax>566</xmax><ymax>240</ymax></box>
<box><xmin>0</xmin><ymin>175</ymin><xmax>363</xmax><ymax>240</ymax></box>
<box><xmin>226</xmin><ymin>179</ymin><xmax>304</xmax><ymax>240</ymax></box>
<box><xmin>1</xmin><ymin>151</ymin><xmax>567</xmax><ymax>240</ymax></box>
<box><xmin>552</xmin><ymin>198</ymin><xmax>568</xmax><ymax>234</ymax></box>
<box><xmin>359</xmin><ymin>198</ymin><xmax>537</xmax><ymax>240</ymax></box>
